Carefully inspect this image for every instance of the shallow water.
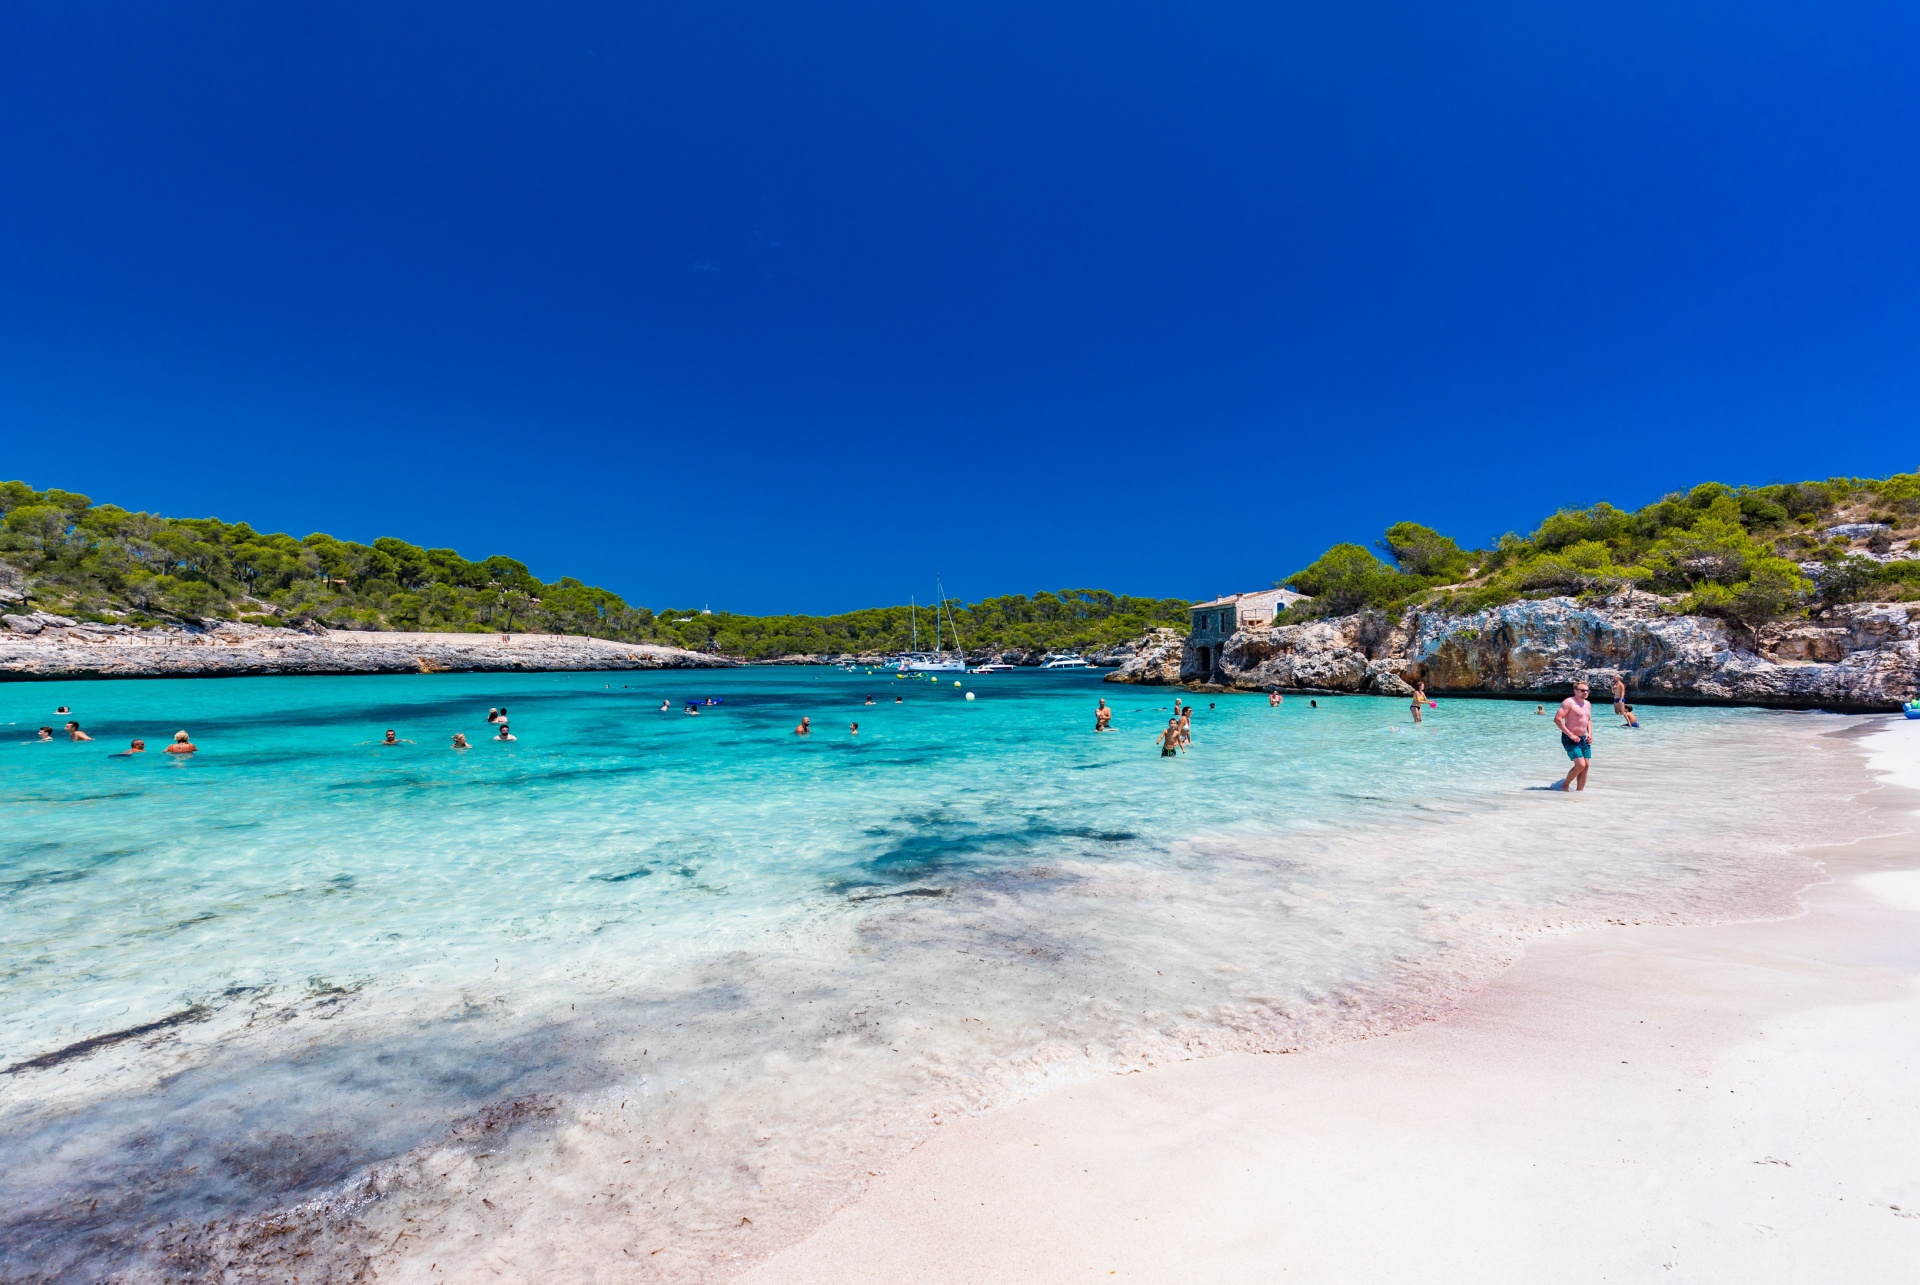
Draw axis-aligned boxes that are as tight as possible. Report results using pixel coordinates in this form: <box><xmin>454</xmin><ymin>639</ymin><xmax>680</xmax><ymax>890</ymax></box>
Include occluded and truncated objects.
<box><xmin>0</xmin><ymin>670</ymin><xmax>1873</xmax><ymax>1282</ymax></box>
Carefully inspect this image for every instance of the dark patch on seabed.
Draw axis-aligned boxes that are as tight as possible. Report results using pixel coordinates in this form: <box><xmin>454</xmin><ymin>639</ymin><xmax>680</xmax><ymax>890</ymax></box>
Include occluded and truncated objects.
<box><xmin>0</xmin><ymin>1016</ymin><xmax>588</xmax><ymax>1284</ymax></box>
<box><xmin>3</xmin><ymin>1005</ymin><xmax>210</xmax><ymax>1076</ymax></box>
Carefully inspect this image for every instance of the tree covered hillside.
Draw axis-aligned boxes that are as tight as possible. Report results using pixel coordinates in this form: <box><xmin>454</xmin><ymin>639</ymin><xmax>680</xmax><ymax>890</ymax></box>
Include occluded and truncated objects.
<box><xmin>1284</xmin><ymin>472</ymin><xmax>1920</xmax><ymax>630</ymax></box>
<box><xmin>0</xmin><ymin>480</ymin><xmax>1186</xmax><ymax>658</ymax></box>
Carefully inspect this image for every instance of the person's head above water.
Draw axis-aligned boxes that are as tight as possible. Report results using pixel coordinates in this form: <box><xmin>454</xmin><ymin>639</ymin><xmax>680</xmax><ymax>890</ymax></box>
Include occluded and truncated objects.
<box><xmin>126</xmin><ymin>739</ymin><xmax>146</xmax><ymax>753</ymax></box>
<box><xmin>55</xmin><ymin>706</ymin><xmax>70</xmax><ymax>715</ymax></box>
<box><xmin>452</xmin><ymin>732</ymin><xmax>470</xmax><ymax>748</ymax></box>
<box><xmin>383</xmin><ymin>729</ymin><xmax>398</xmax><ymax>744</ymax></box>
<box><xmin>36</xmin><ymin>727</ymin><xmax>53</xmax><ymax>739</ymax></box>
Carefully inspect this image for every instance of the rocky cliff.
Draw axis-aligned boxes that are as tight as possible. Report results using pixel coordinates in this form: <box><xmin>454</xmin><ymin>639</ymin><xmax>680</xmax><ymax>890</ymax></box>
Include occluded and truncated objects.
<box><xmin>0</xmin><ymin>613</ymin><xmax>728</xmax><ymax>680</ymax></box>
<box><xmin>1105</xmin><ymin>595</ymin><xmax>1920</xmax><ymax>711</ymax></box>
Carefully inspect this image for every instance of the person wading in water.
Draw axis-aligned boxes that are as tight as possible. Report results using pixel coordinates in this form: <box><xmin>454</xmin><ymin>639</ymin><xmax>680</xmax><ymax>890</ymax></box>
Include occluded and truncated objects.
<box><xmin>1552</xmin><ymin>681</ymin><xmax>1594</xmax><ymax>791</ymax></box>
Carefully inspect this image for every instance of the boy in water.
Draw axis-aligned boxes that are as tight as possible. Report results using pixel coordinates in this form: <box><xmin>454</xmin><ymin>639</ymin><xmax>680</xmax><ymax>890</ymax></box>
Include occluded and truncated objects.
<box><xmin>1158</xmin><ymin>718</ymin><xmax>1182</xmax><ymax>757</ymax></box>
<box><xmin>1620</xmin><ymin>703</ymin><xmax>1640</xmax><ymax>728</ymax></box>
<box><xmin>1552</xmin><ymin>682</ymin><xmax>1594</xmax><ymax>791</ymax></box>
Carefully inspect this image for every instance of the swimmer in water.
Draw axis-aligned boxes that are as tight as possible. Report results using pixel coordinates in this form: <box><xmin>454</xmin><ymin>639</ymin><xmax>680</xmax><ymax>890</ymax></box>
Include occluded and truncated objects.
<box><xmin>1410</xmin><ymin>680</ymin><xmax>1425</xmax><ymax>724</ymax></box>
<box><xmin>850</xmin><ymin>722</ymin><xmax>859</xmax><ymax>735</ymax></box>
<box><xmin>660</xmin><ymin>699</ymin><xmax>672</xmax><ymax>712</ymax></box>
<box><xmin>684</xmin><ymin>702</ymin><xmax>700</xmax><ymax>715</ymax></box>
<box><xmin>65</xmin><ymin>721</ymin><xmax>92</xmax><ymax>742</ymax></box>
<box><xmin>494</xmin><ymin>723</ymin><xmax>516</xmax><ymax>742</ymax></box>
<box><xmin>1620</xmin><ymin>703</ymin><xmax>1640</xmax><ymax>728</ymax></box>
<box><xmin>55</xmin><ymin>706</ymin><xmax>71</xmax><ymax>716</ymax></box>
<box><xmin>111</xmin><ymin>739</ymin><xmax>146</xmax><ymax>757</ymax></box>
<box><xmin>1309</xmin><ymin>699</ymin><xmax>1317</xmax><ymax>708</ymax></box>
<box><xmin>794</xmin><ymin>716</ymin><xmax>811</xmax><ymax>736</ymax></box>
<box><xmin>379</xmin><ymin>729</ymin><xmax>414</xmax><ymax>746</ymax></box>
<box><xmin>895</xmin><ymin>696</ymin><xmax>903</xmax><ymax>704</ymax></box>
<box><xmin>864</xmin><ymin>695</ymin><xmax>875</xmax><ymax>706</ymax></box>
<box><xmin>1535</xmin><ymin>704</ymin><xmax>1545</xmax><ymax>714</ymax></box>
<box><xmin>487</xmin><ymin>707</ymin><xmax>501</xmax><ymax>723</ymax></box>
<box><xmin>33</xmin><ymin>726</ymin><xmax>54</xmax><ymax>742</ymax></box>
<box><xmin>1157</xmin><ymin>718</ymin><xmax>1181</xmax><ymax>757</ymax></box>
<box><xmin>1268</xmin><ymin>690</ymin><xmax>1280</xmax><ymax>707</ymax></box>
<box><xmin>451</xmin><ymin>733</ymin><xmax>471</xmax><ymax>749</ymax></box>
<box><xmin>164</xmin><ymin>730</ymin><xmax>198</xmax><ymax>755</ymax></box>
<box><xmin>1094</xmin><ymin>698</ymin><xmax>1112</xmax><ymax>732</ymax></box>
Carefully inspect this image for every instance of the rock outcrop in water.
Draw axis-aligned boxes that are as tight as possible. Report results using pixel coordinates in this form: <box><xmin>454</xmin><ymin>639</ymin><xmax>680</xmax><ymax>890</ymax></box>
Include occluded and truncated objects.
<box><xmin>1105</xmin><ymin>594</ymin><xmax>1920</xmax><ymax>711</ymax></box>
<box><xmin>0</xmin><ymin>615</ymin><xmax>728</xmax><ymax>680</ymax></box>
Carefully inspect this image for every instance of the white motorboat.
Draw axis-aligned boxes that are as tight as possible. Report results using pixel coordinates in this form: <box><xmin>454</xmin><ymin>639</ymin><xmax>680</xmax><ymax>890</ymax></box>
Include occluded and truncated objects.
<box><xmin>1039</xmin><ymin>652</ymin><xmax>1091</xmax><ymax>670</ymax></box>
<box><xmin>968</xmin><ymin>662</ymin><xmax>1017</xmax><ymax>674</ymax></box>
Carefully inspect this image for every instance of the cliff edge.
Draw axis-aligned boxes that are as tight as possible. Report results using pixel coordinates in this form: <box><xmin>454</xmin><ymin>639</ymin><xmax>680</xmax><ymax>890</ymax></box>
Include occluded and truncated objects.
<box><xmin>0</xmin><ymin>615</ymin><xmax>729</xmax><ymax>681</ymax></box>
<box><xmin>1105</xmin><ymin>596</ymin><xmax>1920</xmax><ymax>711</ymax></box>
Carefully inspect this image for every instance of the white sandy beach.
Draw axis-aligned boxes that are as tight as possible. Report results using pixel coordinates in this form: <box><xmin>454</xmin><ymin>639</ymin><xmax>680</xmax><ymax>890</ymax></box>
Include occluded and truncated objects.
<box><xmin>743</xmin><ymin>721</ymin><xmax>1920</xmax><ymax>1284</ymax></box>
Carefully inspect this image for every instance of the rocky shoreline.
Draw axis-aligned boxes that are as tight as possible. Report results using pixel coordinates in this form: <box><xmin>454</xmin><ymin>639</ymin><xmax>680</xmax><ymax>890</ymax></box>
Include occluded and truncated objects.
<box><xmin>1106</xmin><ymin>597</ymin><xmax>1920</xmax><ymax>712</ymax></box>
<box><xmin>0</xmin><ymin>614</ymin><xmax>727</xmax><ymax>681</ymax></box>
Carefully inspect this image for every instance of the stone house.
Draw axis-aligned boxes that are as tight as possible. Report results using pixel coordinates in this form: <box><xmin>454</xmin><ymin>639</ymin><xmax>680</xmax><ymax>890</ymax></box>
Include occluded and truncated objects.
<box><xmin>1186</xmin><ymin>588</ymin><xmax>1309</xmax><ymax>683</ymax></box>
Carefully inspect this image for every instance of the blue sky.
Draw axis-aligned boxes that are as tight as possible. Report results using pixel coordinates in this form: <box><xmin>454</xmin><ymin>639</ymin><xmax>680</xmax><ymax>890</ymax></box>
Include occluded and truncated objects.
<box><xmin>3</xmin><ymin>1</ymin><xmax>1917</xmax><ymax>612</ymax></box>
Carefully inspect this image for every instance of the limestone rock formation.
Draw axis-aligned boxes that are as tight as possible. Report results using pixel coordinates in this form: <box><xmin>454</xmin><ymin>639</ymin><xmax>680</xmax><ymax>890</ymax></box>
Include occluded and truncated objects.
<box><xmin>1101</xmin><ymin>628</ymin><xmax>1186</xmax><ymax>684</ymax></box>
<box><xmin>0</xmin><ymin>620</ymin><xmax>729</xmax><ymax>681</ymax></box>
<box><xmin>1106</xmin><ymin>595</ymin><xmax>1920</xmax><ymax>711</ymax></box>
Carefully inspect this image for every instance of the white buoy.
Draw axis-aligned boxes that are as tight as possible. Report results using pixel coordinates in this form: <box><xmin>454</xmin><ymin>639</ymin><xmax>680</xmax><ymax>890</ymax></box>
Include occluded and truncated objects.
<box><xmin>965</xmin><ymin>691</ymin><xmax>976</xmax><ymax>700</ymax></box>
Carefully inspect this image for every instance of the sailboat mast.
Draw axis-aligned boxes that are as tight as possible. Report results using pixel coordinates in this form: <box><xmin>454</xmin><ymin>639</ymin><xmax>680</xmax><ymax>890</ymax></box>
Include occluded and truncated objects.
<box><xmin>910</xmin><ymin>596</ymin><xmax>918</xmax><ymax>653</ymax></box>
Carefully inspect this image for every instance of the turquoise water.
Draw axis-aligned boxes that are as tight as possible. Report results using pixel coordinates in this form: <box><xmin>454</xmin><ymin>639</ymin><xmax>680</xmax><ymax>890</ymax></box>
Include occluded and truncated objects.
<box><xmin>0</xmin><ymin>670</ymin><xmax>1869</xmax><ymax>1282</ymax></box>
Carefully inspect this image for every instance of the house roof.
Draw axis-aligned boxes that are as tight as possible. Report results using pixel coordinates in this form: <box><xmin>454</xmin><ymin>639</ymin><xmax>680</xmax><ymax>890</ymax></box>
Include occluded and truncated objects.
<box><xmin>1190</xmin><ymin>588</ymin><xmax>1310</xmax><ymax>610</ymax></box>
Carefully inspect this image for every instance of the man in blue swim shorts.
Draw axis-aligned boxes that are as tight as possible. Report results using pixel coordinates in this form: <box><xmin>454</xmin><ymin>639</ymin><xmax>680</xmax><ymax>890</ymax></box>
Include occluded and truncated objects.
<box><xmin>1552</xmin><ymin>680</ymin><xmax>1594</xmax><ymax>791</ymax></box>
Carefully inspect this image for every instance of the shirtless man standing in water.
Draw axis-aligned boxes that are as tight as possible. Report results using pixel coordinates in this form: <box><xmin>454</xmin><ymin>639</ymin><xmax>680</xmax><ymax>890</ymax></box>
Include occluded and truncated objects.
<box><xmin>1553</xmin><ymin>681</ymin><xmax>1594</xmax><ymax>791</ymax></box>
<box><xmin>1094</xmin><ymin>699</ymin><xmax>1112</xmax><ymax>732</ymax></box>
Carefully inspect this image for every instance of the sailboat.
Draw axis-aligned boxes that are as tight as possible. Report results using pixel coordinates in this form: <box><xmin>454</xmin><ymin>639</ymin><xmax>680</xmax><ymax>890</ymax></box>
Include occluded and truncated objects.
<box><xmin>894</xmin><ymin>579</ymin><xmax>968</xmax><ymax>673</ymax></box>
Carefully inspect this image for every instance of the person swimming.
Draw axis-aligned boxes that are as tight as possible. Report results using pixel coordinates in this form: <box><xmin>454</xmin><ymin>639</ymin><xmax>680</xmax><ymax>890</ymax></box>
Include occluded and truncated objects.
<box><xmin>379</xmin><ymin>729</ymin><xmax>414</xmax><ymax>745</ymax></box>
<box><xmin>660</xmin><ymin>699</ymin><xmax>672</xmax><ymax>712</ymax></box>
<box><xmin>849</xmin><ymin>721</ymin><xmax>859</xmax><ymax>734</ymax></box>
<box><xmin>494</xmin><ymin>723</ymin><xmax>516</xmax><ymax>741</ymax></box>
<box><xmin>1309</xmin><ymin>699</ymin><xmax>1318</xmax><ymax>708</ymax></box>
<box><xmin>864</xmin><ymin>695</ymin><xmax>875</xmax><ymax>706</ymax></box>
<box><xmin>487</xmin><ymin>707</ymin><xmax>501</xmax><ymax>723</ymax></box>
<box><xmin>895</xmin><ymin>695</ymin><xmax>903</xmax><ymax>704</ymax></box>
<box><xmin>1268</xmin><ymin>690</ymin><xmax>1281</xmax><ymax>707</ymax></box>
<box><xmin>33</xmin><ymin>726</ymin><xmax>54</xmax><ymax>741</ymax></box>
<box><xmin>55</xmin><ymin>705</ymin><xmax>71</xmax><ymax>716</ymax></box>
<box><xmin>164</xmin><ymin>730</ymin><xmax>197</xmax><ymax>755</ymax></box>
<box><xmin>794</xmin><ymin>716</ymin><xmax>811</xmax><ymax>736</ymax></box>
<box><xmin>451</xmin><ymin>732</ymin><xmax>471</xmax><ymax>749</ymax></box>
<box><xmin>684</xmin><ymin>701</ymin><xmax>700</xmax><ymax>715</ymax></box>
<box><xmin>111</xmin><ymin>739</ymin><xmax>146</xmax><ymax>757</ymax></box>
<box><xmin>64</xmin><ymin>721</ymin><xmax>92</xmax><ymax>742</ymax></box>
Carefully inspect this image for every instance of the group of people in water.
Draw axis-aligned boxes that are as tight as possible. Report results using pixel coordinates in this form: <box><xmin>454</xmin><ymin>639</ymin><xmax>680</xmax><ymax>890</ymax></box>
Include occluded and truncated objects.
<box><xmin>26</xmin><ymin>705</ymin><xmax>197</xmax><ymax>755</ymax></box>
<box><xmin>1106</xmin><ymin>672</ymin><xmax>1640</xmax><ymax>789</ymax></box>
<box><xmin>26</xmin><ymin>676</ymin><xmax>1643</xmax><ymax>788</ymax></box>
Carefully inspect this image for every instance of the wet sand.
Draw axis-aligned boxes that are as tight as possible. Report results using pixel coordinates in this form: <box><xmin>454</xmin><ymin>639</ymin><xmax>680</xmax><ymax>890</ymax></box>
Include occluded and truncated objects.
<box><xmin>742</xmin><ymin>722</ymin><xmax>1920</xmax><ymax>1284</ymax></box>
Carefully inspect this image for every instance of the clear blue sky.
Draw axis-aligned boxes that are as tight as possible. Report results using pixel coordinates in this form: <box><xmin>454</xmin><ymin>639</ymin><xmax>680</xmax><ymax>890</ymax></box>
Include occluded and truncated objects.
<box><xmin>3</xmin><ymin>2</ymin><xmax>1917</xmax><ymax>612</ymax></box>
